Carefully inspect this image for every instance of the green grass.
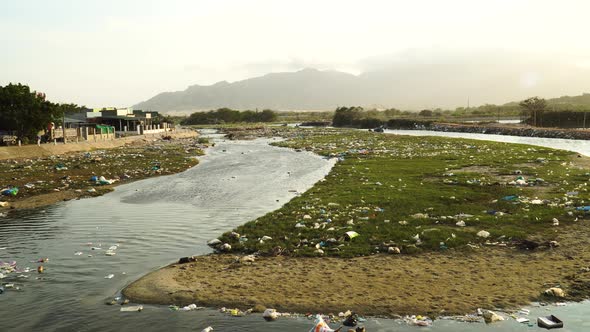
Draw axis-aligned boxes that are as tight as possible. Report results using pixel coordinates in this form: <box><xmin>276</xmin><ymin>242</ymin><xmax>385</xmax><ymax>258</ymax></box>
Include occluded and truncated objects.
<box><xmin>214</xmin><ymin>129</ymin><xmax>590</xmax><ymax>257</ymax></box>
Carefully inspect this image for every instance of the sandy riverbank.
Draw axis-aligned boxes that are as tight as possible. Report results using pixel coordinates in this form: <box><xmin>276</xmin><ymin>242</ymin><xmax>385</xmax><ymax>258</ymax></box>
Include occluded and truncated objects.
<box><xmin>0</xmin><ymin>130</ymin><xmax>201</xmax><ymax>211</ymax></box>
<box><xmin>123</xmin><ymin>221</ymin><xmax>590</xmax><ymax>317</ymax></box>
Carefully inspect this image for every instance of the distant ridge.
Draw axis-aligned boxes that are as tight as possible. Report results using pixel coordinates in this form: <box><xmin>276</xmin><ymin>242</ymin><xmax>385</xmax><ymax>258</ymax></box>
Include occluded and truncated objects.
<box><xmin>135</xmin><ymin>59</ymin><xmax>590</xmax><ymax>112</ymax></box>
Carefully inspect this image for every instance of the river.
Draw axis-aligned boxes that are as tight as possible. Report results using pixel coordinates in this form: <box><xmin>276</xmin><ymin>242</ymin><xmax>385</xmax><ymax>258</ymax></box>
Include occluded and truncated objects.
<box><xmin>0</xmin><ymin>130</ymin><xmax>588</xmax><ymax>331</ymax></box>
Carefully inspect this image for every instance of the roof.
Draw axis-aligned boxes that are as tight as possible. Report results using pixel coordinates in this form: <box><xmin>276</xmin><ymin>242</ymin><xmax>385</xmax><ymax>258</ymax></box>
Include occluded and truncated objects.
<box><xmin>64</xmin><ymin>117</ymin><xmax>85</xmax><ymax>123</ymax></box>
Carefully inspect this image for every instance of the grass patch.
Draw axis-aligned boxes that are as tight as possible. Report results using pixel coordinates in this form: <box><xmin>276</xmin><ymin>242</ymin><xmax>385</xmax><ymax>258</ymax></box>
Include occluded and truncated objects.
<box><xmin>216</xmin><ymin>128</ymin><xmax>590</xmax><ymax>257</ymax></box>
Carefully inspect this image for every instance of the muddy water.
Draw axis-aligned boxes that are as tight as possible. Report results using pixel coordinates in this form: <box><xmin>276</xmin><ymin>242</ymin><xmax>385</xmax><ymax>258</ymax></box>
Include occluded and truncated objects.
<box><xmin>0</xmin><ymin>131</ymin><xmax>588</xmax><ymax>331</ymax></box>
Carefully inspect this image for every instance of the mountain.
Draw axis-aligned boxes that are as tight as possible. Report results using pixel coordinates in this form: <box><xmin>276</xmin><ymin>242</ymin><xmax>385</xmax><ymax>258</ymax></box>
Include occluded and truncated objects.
<box><xmin>135</xmin><ymin>53</ymin><xmax>590</xmax><ymax>111</ymax></box>
<box><xmin>547</xmin><ymin>93</ymin><xmax>590</xmax><ymax>106</ymax></box>
<box><xmin>135</xmin><ymin>68</ymin><xmax>361</xmax><ymax>111</ymax></box>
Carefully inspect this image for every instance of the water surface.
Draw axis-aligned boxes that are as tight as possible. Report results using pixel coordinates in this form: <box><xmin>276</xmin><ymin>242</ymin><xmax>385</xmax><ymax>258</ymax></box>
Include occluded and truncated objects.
<box><xmin>1</xmin><ymin>131</ymin><xmax>588</xmax><ymax>331</ymax></box>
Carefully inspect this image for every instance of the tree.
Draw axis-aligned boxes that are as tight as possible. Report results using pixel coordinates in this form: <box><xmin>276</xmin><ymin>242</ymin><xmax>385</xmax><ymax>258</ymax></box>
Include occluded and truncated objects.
<box><xmin>258</xmin><ymin>109</ymin><xmax>277</xmax><ymax>122</ymax></box>
<box><xmin>0</xmin><ymin>83</ymin><xmax>63</xmax><ymax>142</ymax></box>
<box><xmin>419</xmin><ymin>109</ymin><xmax>433</xmax><ymax>117</ymax></box>
<box><xmin>519</xmin><ymin>97</ymin><xmax>547</xmax><ymax>127</ymax></box>
<box><xmin>332</xmin><ymin>106</ymin><xmax>363</xmax><ymax>127</ymax></box>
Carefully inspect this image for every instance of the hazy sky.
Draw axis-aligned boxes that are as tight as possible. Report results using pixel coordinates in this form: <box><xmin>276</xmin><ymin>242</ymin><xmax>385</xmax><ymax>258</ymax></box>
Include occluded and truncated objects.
<box><xmin>2</xmin><ymin>0</ymin><xmax>589</xmax><ymax>107</ymax></box>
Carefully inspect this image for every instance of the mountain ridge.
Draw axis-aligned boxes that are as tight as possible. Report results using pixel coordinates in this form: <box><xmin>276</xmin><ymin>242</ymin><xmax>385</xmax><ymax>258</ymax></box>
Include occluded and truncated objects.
<box><xmin>134</xmin><ymin>63</ymin><xmax>590</xmax><ymax>112</ymax></box>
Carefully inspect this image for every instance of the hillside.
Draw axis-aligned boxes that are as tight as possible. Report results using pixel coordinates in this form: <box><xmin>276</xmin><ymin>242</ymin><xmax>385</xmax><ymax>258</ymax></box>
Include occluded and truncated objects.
<box><xmin>134</xmin><ymin>55</ymin><xmax>590</xmax><ymax>112</ymax></box>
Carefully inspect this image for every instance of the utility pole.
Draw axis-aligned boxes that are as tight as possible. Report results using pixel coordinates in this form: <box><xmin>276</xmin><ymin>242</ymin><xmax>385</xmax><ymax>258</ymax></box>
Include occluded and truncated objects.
<box><xmin>62</xmin><ymin>111</ymin><xmax>66</xmax><ymax>144</ymax></box>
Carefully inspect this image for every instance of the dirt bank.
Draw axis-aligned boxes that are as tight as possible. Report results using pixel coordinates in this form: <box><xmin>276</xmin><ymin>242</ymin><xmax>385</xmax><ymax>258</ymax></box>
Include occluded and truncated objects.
<box><xmin>123</xmin><ymin>222</ymin><xmax>590</xmax><ymax>317</ymax></box>
<box><xmin>0</xmin><ymin>130</ymin><xmax>197</xmax><ymax>161</ymax></box>
<box><xmin>0</xmin><ymin>130</ymin><xmax>202</xmax><ymax>211</ymax></box>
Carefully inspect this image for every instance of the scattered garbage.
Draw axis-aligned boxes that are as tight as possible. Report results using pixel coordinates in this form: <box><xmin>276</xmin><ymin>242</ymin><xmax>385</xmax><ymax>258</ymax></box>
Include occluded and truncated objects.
<box><xmin>239</xmin><ymin>255</ymin><xmax>256</xmax><ymax>264</ymax></box>
<box><xmin>537</xmin><ymin>315</ymin><xmax>563</xmax><ymax>329</ymax></box>
<box><xmin>200</xmin><ymin>327</ymin><xmax>213</xmax><ymax>332</ymax></box>
<box><xmin>178</xmin><ymin>256</ymin><xmax>197</xmax><ymax>264</ymax></box>
<box><xmin>263</xmin><ymin>308</ymin><xmax>279</xmax><ymax>321</ymax></box>
<box><xmin>309</xmin><ymin>314</ymin><xmax>339</xmax><ymax>332</ymax></box>
<box><xmin>476</xmin><ymin>230</ymin><xmax>490</xmax><ymax>238</ymax></box>
<box><xmin>342</xmin><ymin>312</ymin><xmax>358</xmax><ymax>326</ymax></box>
<box><xmin>104</xmin><ymin>274</ymin><xmax>114</xmax><ymax>279</ymax></box>
<box><xmin>54</xmin><ymin>163</ymin><xmax>68</xmax><ymax>171</ymax></box>
<box><xmin>502</xmin><ymin>195</ymin><xmax>519</xmax><ymax>202</ymax></box>
<box><xmin>482</xmin><ymin>310</ymin><xmax>504</xmax><ymax>324</ymax></box>
<box><xmin>404</xmin><ymin>315</ymin><xmax>433</xmax><ymax>327</ymax></box>
<box><xmin>344</xmin><ymin>231</ymin><xmax>359</xmax><ymax>241</ymax></box>
<box><xmin>1</xmin><ymin>186</ymin><xmax>18</xmax><ymax>196</ymax></box>
<box><xmin>207</xmin><ymin>239</ymin><xmax>222</xmax><ymax>247</ymax></box>
<box><xmin>179</xmin><ymin>303</ymin><xmax>203</xmax><ymax>311</ymax></box>
<box><xmin>387</xmin><ymin>246</ymin><xmax>401</xmax><ymax>254</ymax></box>
<box><xmin>120</xmin><ymin>305</ymin><xmax>143</xmax><ymax>312</ymax></box>
<box><xmin>544</xmin><ymin>287</ymin><xmax>566</xmax><ymax>298</ymax></box>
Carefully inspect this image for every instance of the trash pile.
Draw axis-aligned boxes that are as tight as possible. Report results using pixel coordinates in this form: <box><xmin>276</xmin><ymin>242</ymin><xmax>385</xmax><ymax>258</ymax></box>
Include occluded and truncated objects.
<box><xmin>0</xmin><ymin>136</ymin><xmax>204</xmax><ymax>209</ymax></box>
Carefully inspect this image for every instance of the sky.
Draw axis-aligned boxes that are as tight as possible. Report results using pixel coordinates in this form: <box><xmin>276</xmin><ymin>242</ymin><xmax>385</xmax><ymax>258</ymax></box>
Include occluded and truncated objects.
<box><xmin>1</xmin><ymin>0</ymin><xmax>590</xmax><ymax>108</ymax></box>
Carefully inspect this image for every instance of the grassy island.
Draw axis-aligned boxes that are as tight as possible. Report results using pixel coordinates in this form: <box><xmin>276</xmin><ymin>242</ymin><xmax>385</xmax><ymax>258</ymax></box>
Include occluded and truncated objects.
<box><xmin>124</xmin><ymin>127</ymin><xmax>590</xmax><ymax>317</ymax></box>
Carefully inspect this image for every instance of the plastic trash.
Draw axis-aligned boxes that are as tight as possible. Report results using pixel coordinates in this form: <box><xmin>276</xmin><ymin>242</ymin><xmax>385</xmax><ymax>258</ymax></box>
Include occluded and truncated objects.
<box><xmin>343</xmin><ymin>312</ymin><xmax>358</xmax><ymax>326</ymax></box>
<box><xmin>1</xmin><ymin>187</ymin><xmax>18</xmax><ymax>196</ymax></box>
<box><xmin>502</xmin><ymin>195</ymin><xmax>519</xmax><ymax>201</ymax></box>
<box><xmin>309</xmin><ymin>315</ymin><xmax>338</xmax><ymax>332</ymax></box>
<box><xmin>263</xmin><ymin>308</ymin><xmax>279</xmax><ymax>321</ymax></box>
<box><xmin>180</xmin><ymin>304</ymin><xmax>199</xmax><ymax>311</ymax></box>
<box><xmin>201</xmin><ymin>327</ymin><xmax>213</xmax><ymax>332</ymax></box>
<box><xmin>344</xmin><ymin>231</ymin><xmax>359</xmax><ymax>241</ymax></box>
<box><xmin>120</xmin><ymin>305</ymin><xmax>143</xmax><ymax>312</ymax></box>
<box><xmin>54</xmin><ymin>163</ymin><xmax>68</xmax><ymax>171</ymax></box>
<box><xmin>104</xmin><ymin>274</ymin><xmax>114</xmax><ymax>279</ymax></box>
<box><xmin>477</xmin><ymin>230</ymin><xmax>490</xmax><ymax>238</ymax></box>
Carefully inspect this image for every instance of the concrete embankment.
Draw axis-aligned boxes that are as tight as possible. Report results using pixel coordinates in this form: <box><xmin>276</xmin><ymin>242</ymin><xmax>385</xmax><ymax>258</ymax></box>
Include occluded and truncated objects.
<box><xmin>0</xmin><ymin>129</ymin><xmax>198</xmax><ymax>161</ymax></box>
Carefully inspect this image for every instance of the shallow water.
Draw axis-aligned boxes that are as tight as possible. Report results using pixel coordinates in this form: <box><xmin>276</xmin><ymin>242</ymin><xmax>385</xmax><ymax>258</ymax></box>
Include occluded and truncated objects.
<box><xmin>384</xmin><ymin>129</ymin><xmax>590</xmax><ymax>156</ymax></box>
<box><xmin>1</xmin><ymin>130</ymin><xmax>589</xmax><ymax>331</ymax></box>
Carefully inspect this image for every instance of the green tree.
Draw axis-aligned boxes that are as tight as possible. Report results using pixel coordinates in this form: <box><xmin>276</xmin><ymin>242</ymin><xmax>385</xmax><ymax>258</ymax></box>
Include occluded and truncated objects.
<box><xmin>519</xmin><ymin>97</ymin><xmax>547</xmax><ymax>127</ymax></box>
<box><xmin>258</xmin><ymin>109</ymin><xmax>277</xmax><ymax>122</ymax></box>
<box><xmin>332</xmin><ymin>106</ymin><xmax>363</xmax><ymax>127</ymax></box>
<box><xmin>0</xmin><ymin>83</ymin><xmax>62</xmax><ymax>141</ymax></box>
<box><xmin>419</xmin><ymin>109</ymin><xmax>433</xmax><ymax>117</ymax></box>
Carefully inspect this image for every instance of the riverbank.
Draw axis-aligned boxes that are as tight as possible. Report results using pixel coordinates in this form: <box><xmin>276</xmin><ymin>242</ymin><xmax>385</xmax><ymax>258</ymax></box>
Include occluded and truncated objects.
<box><xmin>0</xmin><ymin>130</ymin><xmax>202</xmax><ymax>211</ymax></box>
<box><xmin>123</xmin><ymin>220</ymin><xmax>590</xmax><ymax>316</ymax></box>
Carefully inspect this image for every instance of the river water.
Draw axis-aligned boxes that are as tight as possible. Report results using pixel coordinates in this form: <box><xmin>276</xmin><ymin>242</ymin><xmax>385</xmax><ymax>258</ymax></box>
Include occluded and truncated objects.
<box><xmin>0</xmin><ymin>130</ymin><xmax>588</xmax><ymax>331</ymax></box>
